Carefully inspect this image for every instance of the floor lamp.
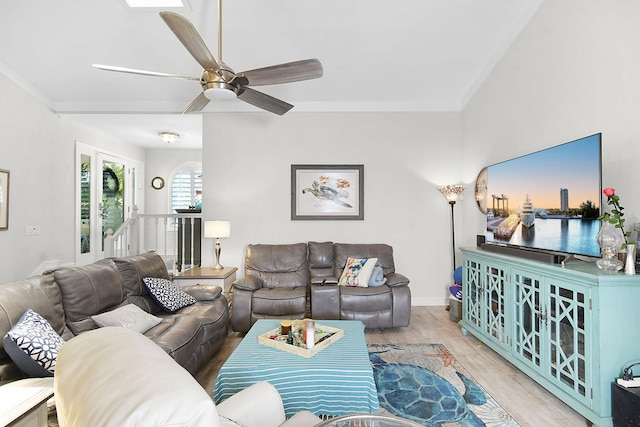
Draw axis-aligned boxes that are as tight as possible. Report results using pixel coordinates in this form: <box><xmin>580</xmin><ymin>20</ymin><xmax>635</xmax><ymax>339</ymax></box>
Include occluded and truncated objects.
<box><xmin>437</xmin><ymin>184</ymin><xmax>465</xmax><ymax>270</ymax></box>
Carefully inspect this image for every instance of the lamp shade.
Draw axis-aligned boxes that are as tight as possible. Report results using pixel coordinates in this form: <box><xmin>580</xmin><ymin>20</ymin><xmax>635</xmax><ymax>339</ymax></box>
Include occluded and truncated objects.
<box><xmin>204</xmin><ymin>220</ymin><xmax>230</xmax><ymax>238</ymax></box>
<box><xmin>437</xmin><ymin>184</ymin><xmax>465</xmax><ymax>203</ymax></box>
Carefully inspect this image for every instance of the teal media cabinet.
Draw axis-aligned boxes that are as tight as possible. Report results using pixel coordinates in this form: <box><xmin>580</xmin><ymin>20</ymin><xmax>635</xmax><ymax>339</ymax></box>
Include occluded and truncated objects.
<box><xmin>460</xmin><ymin>247</ymin><xmax>640</xmax><ymax>427</ymax></box>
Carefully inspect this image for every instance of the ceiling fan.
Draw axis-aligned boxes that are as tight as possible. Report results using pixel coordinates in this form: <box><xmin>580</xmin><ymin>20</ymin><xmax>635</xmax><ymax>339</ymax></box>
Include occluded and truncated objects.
<box><xmin>93</xmin><ymin>1</ymin><xmax>323</xmax><ymax>115</ymax></box>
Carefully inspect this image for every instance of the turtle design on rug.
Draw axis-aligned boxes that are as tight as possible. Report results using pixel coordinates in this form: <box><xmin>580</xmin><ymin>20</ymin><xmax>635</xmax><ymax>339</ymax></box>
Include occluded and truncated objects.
<box><xmin>370</xmin><ymin>345</ymin><xmax>487</xmax><ymax>427</ymax></box>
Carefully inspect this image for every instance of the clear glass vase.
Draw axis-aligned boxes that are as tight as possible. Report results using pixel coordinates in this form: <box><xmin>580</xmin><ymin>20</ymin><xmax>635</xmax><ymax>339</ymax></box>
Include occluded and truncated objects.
<box><xmin>596</xmin><ymin>221</ymin><xmax>623</xmax><ymax>272</ymax></box>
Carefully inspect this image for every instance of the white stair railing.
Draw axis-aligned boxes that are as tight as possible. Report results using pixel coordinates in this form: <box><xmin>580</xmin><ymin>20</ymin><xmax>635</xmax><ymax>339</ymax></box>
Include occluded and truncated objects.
<box><xmin>104</xmin><ymin>206</ymin><xmax>202</xmax><ymax>275</ymax></box>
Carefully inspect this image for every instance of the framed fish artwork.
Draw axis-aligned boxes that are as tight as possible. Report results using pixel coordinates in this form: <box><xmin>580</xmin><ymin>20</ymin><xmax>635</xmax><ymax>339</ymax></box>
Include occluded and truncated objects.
<box><xmin>291</xmin><ymin>164</ymin><xmax>363</xmax><ymax>220</ymax></box>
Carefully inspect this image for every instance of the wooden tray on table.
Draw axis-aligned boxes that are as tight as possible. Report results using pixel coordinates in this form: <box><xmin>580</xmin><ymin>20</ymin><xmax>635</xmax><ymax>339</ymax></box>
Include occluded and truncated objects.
<box><xmin>258</xmin><ymin>322</ymin><xmax>344</xmax><ymax>358</ymax></box>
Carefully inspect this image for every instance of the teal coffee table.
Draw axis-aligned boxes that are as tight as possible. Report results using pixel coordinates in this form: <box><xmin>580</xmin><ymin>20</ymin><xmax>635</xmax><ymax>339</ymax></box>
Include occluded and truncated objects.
<box><xmin>213</xmin><ymin>319</ymin><xmax>379</xmax><ymax>417</ymax></box>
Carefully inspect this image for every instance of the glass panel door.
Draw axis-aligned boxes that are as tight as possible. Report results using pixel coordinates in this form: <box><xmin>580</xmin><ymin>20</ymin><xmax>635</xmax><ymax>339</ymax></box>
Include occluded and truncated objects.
<box><xmin>513</xmin><ymin>269</ymin><xmax>543</xmax><ymax>370</ymax></box>
<box><xmin>483</xmin><ymin>264</ymin><xmax>508</xmax><ymax>349</ymax></box>
<box><xmin>76</xmin><ymin>142</ymin><xmax>142</xmax><ymax>264</ymax></box>
<box><xmin>463</xmin><ymin>257</ymin><xmax>482</xmax><ymax>329</ymax></box>
<box><xmin>547</xmin><ymin>282</ymin><xmax>590</xmax><ymax>402</ymax></box>
<box><xmin>100</xmin><ymin>158</ymin><xmax>125</xmax><ymax>252</ymax></box>
<box><xmin>80</xmin><ymin>154</ymin><xmax>91</xmax><ymax>254</ymax></box>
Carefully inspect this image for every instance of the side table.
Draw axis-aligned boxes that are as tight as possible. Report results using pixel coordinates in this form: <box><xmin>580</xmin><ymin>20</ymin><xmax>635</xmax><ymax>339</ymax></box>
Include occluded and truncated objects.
<box><xmin>0</xmin><ymin>386</ymin><xmax>53</xmax><ymax>427</ymax></box>
<box><xmin>173</xmin><ymin>266</ymin><xmax>237</xmax><ymax>293</ymax></box>
<box><xmin>612</xmin><ymin>382</ymin><xmax>640</xmax><ymax>427</ymax></box>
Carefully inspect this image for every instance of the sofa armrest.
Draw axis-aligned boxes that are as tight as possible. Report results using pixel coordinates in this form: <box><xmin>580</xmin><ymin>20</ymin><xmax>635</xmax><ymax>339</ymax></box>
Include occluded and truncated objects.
<box><xmin>386</xmin><ymin>272</ymin><xmax>410</xmax><ymax>287</ymax></box>
<box><xmin>233</xmin><ymin>275</ymin><xmax>263</xmax><ymax>291</ymax></box>
<box><xmin>217</xmin><ymin>381</ymin><xmax>286</xmax><ymax>427</ymax></box>
<box><xmin>310</xmin><ymin>285</ymin><xmax>340</xmax><ymax>320</ymax></box>
<box><xmin>310</xmin><ymin>275</ymin><xmax>339</xmax><ymax>285</ymax></box>
<box><xmin>182</xmin><ymin>284</ymin><xmax>222</xmax><ymax>301</ymax></box>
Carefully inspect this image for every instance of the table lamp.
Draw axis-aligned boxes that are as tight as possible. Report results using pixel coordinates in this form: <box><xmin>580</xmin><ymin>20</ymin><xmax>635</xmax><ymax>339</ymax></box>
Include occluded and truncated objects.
<box><xmin>204</xmin><ymin>220</ymin><xmax>230</xmax><ymax>269</ymax></box>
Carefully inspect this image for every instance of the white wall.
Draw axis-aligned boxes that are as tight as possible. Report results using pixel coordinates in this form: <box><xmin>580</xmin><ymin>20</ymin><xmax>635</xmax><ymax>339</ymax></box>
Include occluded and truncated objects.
<box><xmin>460</xmin><ymin>0</ymin><xmax>640</xmax><ymax>249</ymax></box>
<box><xmin>144</xmin><ymin>148</ymin><xmax>203</xmax><ymax>214</ymax></box>
<box><xmin>6</xmin><ymin>0</ymin><xmax>636</xmax><ymax>304</ymax></box>
<box><xmin>202</xmin><ymin>112</ymin><xmax>463</xmax><ymax>306</ymax></box>
<box><xmin>0</xmin><ymin>72</ymin><xmax>145</xmax><ymax>283</ymax></box>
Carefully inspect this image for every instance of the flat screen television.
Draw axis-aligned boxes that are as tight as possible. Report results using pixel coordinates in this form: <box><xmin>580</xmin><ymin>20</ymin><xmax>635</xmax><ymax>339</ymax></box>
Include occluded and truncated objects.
<box><xmin>482</xmin><ymin>133</ymin><xmax>602</xmax><ymax>258</ymax></box>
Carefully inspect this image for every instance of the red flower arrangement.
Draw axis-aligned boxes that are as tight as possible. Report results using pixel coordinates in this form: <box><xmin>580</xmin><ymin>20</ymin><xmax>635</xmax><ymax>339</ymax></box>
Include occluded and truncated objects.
<box><xmin>599</xmin><ymin>187</ymin><xmax>634</xmax><ymax>249</ymax></box>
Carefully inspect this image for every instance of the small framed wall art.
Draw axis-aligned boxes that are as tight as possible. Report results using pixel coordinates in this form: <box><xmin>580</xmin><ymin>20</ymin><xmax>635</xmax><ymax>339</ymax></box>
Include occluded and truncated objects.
<box><xmin>0</xmin><ymin>169</ymin><xmax>9</xmax><ymax>230</ymax></box>
<box><xmin>151</xmin><ymin>176</ymin><xmax>165</xmax><ymax>190</ymax></box>
<box><xmin>291</xmin><ymin>164</ymin><xmax>364</xmax><ymax>220</ymax></box>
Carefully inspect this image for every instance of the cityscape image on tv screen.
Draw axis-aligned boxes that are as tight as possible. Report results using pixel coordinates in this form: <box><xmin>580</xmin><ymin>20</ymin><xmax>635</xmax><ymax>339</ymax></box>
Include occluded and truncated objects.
<box><xmin>485</xmin><ymin>133</ymin><xmax>602</xmax><ymax>258</ymax></box>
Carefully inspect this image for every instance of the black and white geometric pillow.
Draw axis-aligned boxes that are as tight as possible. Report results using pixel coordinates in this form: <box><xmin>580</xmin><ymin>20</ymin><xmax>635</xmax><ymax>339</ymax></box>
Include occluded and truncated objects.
<box><xmin>143</xmin><ymin>277</ymin><xmax>197</xmax><ymax>312</ymax></box>
<box><xmin>3</xmin><ymin>309</ymin><xmax>65</xmax><ymax>377</ymax></box>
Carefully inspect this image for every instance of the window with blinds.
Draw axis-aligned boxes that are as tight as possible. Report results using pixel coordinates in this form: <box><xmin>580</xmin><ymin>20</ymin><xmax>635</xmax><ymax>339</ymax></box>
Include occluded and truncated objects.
<box><xmin>171</xmin><ymin>169</ymin><xmax>202</xmax><ymax>212</ymax></box>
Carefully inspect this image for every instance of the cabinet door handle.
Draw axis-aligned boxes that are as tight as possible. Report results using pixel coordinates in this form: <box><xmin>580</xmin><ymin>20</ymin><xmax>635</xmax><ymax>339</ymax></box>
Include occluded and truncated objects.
<box><xmin>539</xmin><ymin>308</ymin><xmax>548</xmax><ymax>326</ymax></box>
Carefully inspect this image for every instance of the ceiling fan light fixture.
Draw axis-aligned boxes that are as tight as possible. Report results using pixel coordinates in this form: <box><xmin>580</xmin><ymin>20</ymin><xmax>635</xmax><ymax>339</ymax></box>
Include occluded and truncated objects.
<box><xmin>124</xmin><ymin>0</ymin><xmax>184</xmax><ymax>7</ymax></box>
<box><xmin>204</xmin><ymin>86</ymin><xmax>237</xmax><ymax>102</ymax></box>
<box><xmin>158</xmin><ymin>131</ymin><xmax>180</xmax><ymax>143</ymax></box>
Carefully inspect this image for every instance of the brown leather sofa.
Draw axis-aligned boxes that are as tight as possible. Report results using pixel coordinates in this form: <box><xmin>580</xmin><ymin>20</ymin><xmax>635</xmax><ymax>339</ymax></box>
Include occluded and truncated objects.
<box><xmin>231</xmin><ymin>242</ymin><xmax>410</xmax><ymax>332</ymax></box>
<box><xmin>0</xmin><ymin>252</ymin><xmax>228</xmax><ymax>382</ymax></box>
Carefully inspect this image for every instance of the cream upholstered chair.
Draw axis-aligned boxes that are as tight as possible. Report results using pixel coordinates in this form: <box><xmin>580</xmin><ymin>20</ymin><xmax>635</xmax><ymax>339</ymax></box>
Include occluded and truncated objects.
<box><xmin>54</xmin><ymin>327</ymin><xmax>321</xmax><ymax>427</ymax></box>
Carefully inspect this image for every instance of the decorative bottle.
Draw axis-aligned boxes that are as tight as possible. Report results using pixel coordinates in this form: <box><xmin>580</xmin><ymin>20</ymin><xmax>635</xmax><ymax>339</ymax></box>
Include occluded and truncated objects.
<box><xmin>596</xmin><ymin>221</ymin><xmax>624</xmax><ymax>272</ymax></box>
<box><xmin>625</xmin><ymin>243</ymin><xmax>636</xmax><ymax>275</ymax></box>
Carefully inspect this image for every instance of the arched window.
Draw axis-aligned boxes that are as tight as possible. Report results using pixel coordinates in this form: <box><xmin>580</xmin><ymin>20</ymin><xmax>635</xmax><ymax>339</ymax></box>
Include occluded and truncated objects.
<box><xmin>171</xmin><ymin>163</ymin><xmax>202</xmax><ymax>212</ymax></box>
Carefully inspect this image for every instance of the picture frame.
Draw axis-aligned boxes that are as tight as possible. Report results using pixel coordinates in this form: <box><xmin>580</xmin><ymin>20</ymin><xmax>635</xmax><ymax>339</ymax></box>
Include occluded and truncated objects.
<box><xmin>291</xmin><ymin>164</ymin><xmax>364</xmax><ymax>220</ymax></box>
<box><xmin>0</xmin><ymin>169</ymin><xmax>9</xmax><ymax>230</ymax></box>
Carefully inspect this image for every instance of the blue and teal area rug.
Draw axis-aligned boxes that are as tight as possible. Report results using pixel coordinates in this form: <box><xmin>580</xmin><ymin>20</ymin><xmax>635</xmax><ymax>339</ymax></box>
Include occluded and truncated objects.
<box><xmin>368</xmin><ymin>344</ymin><xmax>520</xmax><ymax>427</ymax></box>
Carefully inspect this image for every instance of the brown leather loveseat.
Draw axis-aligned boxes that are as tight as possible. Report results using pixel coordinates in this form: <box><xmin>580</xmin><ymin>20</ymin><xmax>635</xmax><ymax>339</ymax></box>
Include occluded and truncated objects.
<box><xmin>231</xmin><ymin>242</ymin><xmax>410</xmax><ymax>332</ymax></box>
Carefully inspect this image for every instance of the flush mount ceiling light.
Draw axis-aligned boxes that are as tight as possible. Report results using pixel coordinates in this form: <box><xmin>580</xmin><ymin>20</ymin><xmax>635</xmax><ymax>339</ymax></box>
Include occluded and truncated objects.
<box><xmin>158</xmin><ymin>131</ymin><xmax>180</xmax><ymax>143</ymax></box>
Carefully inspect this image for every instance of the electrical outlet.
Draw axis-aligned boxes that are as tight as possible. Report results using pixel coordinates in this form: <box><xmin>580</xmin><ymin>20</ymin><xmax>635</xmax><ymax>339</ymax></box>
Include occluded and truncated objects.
<box><xmin>25</xmin><ymin>225</ymin><xmax>41</xmax><ymax>236</ymax></box>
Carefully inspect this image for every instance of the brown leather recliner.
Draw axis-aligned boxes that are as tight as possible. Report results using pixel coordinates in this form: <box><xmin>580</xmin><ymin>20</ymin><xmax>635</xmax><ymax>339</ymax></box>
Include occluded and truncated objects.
<box><xmin>309</xmin><ymin>242</ymin><xmax>411</xmax><ymax>329</ymax></box>
<box><xmin>231</xmin><ymin>243</ymin><xmax>309</xmax><ymax>333</ymax></box>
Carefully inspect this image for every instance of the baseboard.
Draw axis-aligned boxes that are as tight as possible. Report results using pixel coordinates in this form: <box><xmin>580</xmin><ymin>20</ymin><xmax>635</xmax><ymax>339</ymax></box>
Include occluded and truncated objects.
<box><xmin>411</xmin><ymin>297</ymin><xmax>450</xmax><ymax>306</ymax></box>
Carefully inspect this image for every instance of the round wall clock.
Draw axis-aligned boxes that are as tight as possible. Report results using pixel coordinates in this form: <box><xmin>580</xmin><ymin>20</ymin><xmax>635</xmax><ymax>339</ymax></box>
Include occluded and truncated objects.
<box><xmin>151</xmin><ymin>176</ymin><xmax>165</xmax><ymax>190</ymax></box>
<box><xmin>475</xmin><ymin>167</ymin><xmax>488</xmax><ymax>214</ymax></box>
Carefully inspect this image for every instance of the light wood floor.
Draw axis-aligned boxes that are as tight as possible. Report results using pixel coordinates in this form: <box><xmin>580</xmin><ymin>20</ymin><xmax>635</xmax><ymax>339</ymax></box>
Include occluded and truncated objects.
<box><xmin>195</xmin><ymin>306</ymin><xmax>590</xmax><ymax>427</ymax></box>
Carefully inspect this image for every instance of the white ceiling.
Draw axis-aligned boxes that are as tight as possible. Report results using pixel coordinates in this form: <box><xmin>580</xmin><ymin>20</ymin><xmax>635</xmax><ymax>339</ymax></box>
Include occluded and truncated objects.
<box><xmin>0</xmin><ymin>0</ymin><xmax>541</xmax><ymax>149</ymax></box>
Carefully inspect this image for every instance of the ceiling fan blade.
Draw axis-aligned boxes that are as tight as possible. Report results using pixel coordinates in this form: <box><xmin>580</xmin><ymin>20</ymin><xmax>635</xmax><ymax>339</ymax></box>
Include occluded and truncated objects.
<box><xmin>183</xmin><ymin>92</ymin><xmax>210</xmax><ymax>114</ymax></box>
<box><xmin>159</xmin><ymin>12</ymin><xmax>219</xmax><ymax>72</ymax></box>
<box><xmin>93</xmin><ymin>64</ymin><xmax>200</xmax><ymax>81</ymax></box>
<box><xmin>236</xmin><ymin>59</ymin><xmax>323</xmax><ymax>87</ymax></box>
<box><xmin>237</xmin><ymin>87</ymin><xmax>293</xmax><ymax>115</ymax></box>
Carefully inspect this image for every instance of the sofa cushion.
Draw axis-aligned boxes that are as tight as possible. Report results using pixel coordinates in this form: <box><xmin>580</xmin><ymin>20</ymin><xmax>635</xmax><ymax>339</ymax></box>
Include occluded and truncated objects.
<box><xmin>335</xmin><ymin>243</ymin><xmax>396</xmax><ymax>275</ymax></box>
<box><xmin>340</xmin><ymin>285</ymin><xmax>393</xmax><ymax>310</ymax></box>
<box><xmin>53</xmin><ymin>260</ymin><xmax>127</xmax><ymax>335</ymax></box>
<box><xmin>244</xmin><ymin>243</ymin><xmax>309</xmax><ymax>289</ymax></box>
<box><xmin>251</xmin><ymin>287</ymin><xmax>307</xmax><ymax>316</ymax></box>
<box><xmin>338</xmin><ymin>257</ymin><xmax>377</xmax><ymax>287</ymax></box>
<box><xmin>113</xmin><ymin>252</ymin><xmax>171</xmax><ymax>314</ymax></box>
<box><xmin>54</xmin><ymin>327</ymin><xmax>219</xmax><ymax>427</ymax></box>
<box><xmin>3</xmin><ymin>309</ymin><xmax>65</xmax><ymax>377</ymax></box>
<box><xmin>91</xmin><ymin>304</ymin><xmax>162</xmax><ymax>333</ymax></box>
<box><xmin>0</xmin><ymin>274</ymin><xmax>73</xmax><ymax>381</ymax></box>
<box><xmin>143</xmin><ymin>277</ymin><xmax>197</xmax><ymax>312</ymax></box>
<box><xmin>368</xmin><ymin>266</ymin><xmax>387</xmax><ymax>287</ymax></box>
<box><xmin>308</xmin><ymin>241</ymin><xmax>335</xmax><ymax>283</ymax></box>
